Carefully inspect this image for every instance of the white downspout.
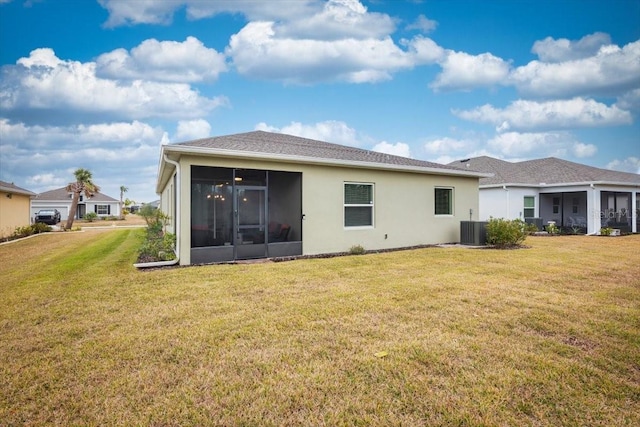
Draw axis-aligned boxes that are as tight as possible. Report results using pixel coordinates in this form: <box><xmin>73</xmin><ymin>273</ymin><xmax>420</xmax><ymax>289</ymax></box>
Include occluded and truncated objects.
<box><xmin>134</xmin><ymin>154</ymin><xmax>180</xmax><ymax>268</ymax></box>
<box><xmin>503</xmin><ymin>185</ymin><xmax>510</xmax><ymax>218</ymax></box>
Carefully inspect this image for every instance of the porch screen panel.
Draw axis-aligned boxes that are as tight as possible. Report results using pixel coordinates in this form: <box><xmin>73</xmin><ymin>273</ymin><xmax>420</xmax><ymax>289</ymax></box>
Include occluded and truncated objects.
<box><xmin>191</xmin><ymin>166</ymin><xmax>234</xmax><ymax>247</ymax></box>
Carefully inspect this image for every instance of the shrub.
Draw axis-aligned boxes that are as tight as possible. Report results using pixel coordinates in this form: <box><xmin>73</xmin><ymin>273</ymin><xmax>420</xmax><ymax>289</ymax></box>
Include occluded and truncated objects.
<box><xmin>138</xmin><ymin>230</ymin><xmax>176</xmax><ymax>262</ymax></box>
<box><xmin>137</xmin><ymin>206</ymin><xmax>175</xmax><ymax>263</ymax></box>
<box><xmin>600</xmin><ymin>227</ymin><xmax>613</xmax><ymax>236</ymax></box>
<box><xmin>524</xmin><ymin>223</ymin><xmax>539</xmax><ymax>235</ymax></box>
<box><xmin>85</xmin><ymin>212</ymin><xmax>98</xmax><ymax>222</ymax></box>
<box><xmin>349</xmin><ymin>244</ymin><xmax>366</xmax><ymax>255</ymax></box>
<box><xmin>486</xmin><ymin>218</ymin><xmax>527</xmax><ymax>248</ymax></box>
<box><xmin>546</xmin><ymin>222</ymin><xmax>559</xmax><ymax>235</ymax></box>
<box><xmin>139</xmin><ymin>204</ymin><xmax>169</xmax><ymax>232</ymax></box>
<box><xmin>10</xmin><ymin>223</ymin><xmax>52</xmax><ymax>240</ymax></box>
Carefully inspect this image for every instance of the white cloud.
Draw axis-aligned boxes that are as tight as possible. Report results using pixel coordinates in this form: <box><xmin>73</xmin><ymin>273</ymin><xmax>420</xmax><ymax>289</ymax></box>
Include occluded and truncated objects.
<box><xmin>430</xmin><ymin>50</ymin><xmax>511</xmax><ymax>91</ymax></box>
<box><xmin>510</xmin><ymin>39</ymin><xmax>640</xmax><ymax>98</ymax></box>
<box><xmin>278</xmin><ymin>0</ymin><xmax>396</xmax><ymax>40</ymax></box>
<box><xmin>96</xmin><ymin>37</ymin><xmax>227</xmax><ymax>83</ymax></box>
<box><xmin>616</xmin><ymin>88</ymin><xmax>640</xmax><ymax>111</ymax></box>
<box><xmin>606</xmin><ymin>157</ymin><xmax>640</xmax><ymax>174</ymax></box>
<box><xmin>572</xmin><ymin>142</ymin><xmax>598</xmax><ymax>158</ymax></box>
<box><xmin>0</xmin><ymin>118</ymin><xmax>165</xmax><ymax>153</ymax></box>
<box><xmin>531</xmin><ymin>32</ymin><xmax>612</xmax><ymax>63</ymax></box>
<box><xmin>227</xmin><ymin>21</ymin><xmax>415</xmax><ymax>84</ymax></box>
<box><xmin>98</xmin><ymin>0</ymin><xmax>184</xmax><ymax>26</ymax></box>
<box><xmin>0</xmin><ymin>119</ymin><xmax>166</xmax><ymax>201</ymax></box>
<box><xmin>99</xmin><ymin>0</ymin><xmax>318</xmax><ymax>27</ymax></box>
<box><xmin>405</xmin><ymin>36</ymin><xmax>445</xmax><ymax>64</ymax></box>
<box><xmin>255</xmin><ymin>120</ymin><xmax>362</xmax><ymax>146</ymax></box>
<box><xmin>98</xmin><ymin>0</ymin><xmax>392</xmax><ymax>38</ymax></box>
<box><xmin>372</xmin><ymin>141</ymin><xmax>411</xmax><ymax>158</ymax></box>
<box><xmin>454</xmin><ymin>98</ymin><xmax>632</xmax><ymax>132</ymax></box>
<box><xmin>406</xmin><ymin>14</ymin><xmax>438</xmax><ymax>33</ymax></box>
<box><xmin>423</xmin><ymin>137</ymin><xmax>473</xmax><ymax>155</ymax></box>
<box><xmin>0</xmin><ymin>48</ymin><xmax>227</xmax><ymax>125</ymax></box>
<box><xmin>26</xmin><ymin>173</ymin><xmax>65</xmax><ymax>188</ymax></box>
<box><xmin>174</xmin><ymin>119</ymin><xmax>212</xmax><ymax>141</ymax></box>
<box><xmin>487</xmin><ymin>131</ymin><xmax>577</xmax><ymax>157</ymax></box>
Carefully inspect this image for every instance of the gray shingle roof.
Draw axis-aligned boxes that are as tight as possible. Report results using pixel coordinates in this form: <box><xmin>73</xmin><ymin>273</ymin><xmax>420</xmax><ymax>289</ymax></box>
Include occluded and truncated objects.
<box><xmin>0</xmin><ymin>180</ymin><xmax>36</xmax><ymax>196</ymax></box>
<box><xmin>449</xmin><ymin>156</ymin><xmax>640</xmax><ymax>186</ymax></box>
<box><xmin>34</xmin><ymin>187</ymin><xmax>118</xmax><ymax>202</ymax></box>
<box><xmin>173</xmin><ymin>130</ymin><xmax>476</xmax><ymax>174</ymax></box>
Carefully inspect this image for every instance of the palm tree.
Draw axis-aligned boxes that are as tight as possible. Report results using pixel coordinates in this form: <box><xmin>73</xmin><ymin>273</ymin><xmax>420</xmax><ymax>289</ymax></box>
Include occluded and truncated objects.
<box><xmin>65</xmin><ymin>168</ymin><xmax>100</xmax><ymax>230</ymax></box>
<box><xmin>119</xmin><ymin>185</ymin><xmax>128</xmax><ymax>219</ymax></box>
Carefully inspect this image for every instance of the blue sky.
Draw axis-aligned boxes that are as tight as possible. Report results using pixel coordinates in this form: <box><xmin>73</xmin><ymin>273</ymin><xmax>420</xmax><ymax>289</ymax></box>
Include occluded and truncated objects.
<box><xmin>1</xmin><ymin>0</ymin><xmax>639</xmax><ymax>203</ymax></box>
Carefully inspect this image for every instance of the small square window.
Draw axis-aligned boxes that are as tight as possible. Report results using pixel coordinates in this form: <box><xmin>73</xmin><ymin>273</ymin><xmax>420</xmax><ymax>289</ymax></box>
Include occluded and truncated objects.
<box><xmin>435</xmin><ymin>188</ymin><xmax>453</xmax><ymax>215</ymax></box>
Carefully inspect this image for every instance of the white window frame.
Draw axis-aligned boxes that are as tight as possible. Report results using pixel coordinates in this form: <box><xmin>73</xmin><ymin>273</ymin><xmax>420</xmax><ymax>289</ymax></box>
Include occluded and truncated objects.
<box><xmin>434</xmin><ymin>187</ymin><xmax>454</xmax><ymax>216</ymax></box>
<box><xmin>344</xmin><ymin>182</ymin><xmax>374</xmax><ymax>228</ymax></box>
<box><xmin>96</xmin><ymin>205</ymin><xmax>109</xmax><ymax>215</ymax></box>
<box><xmin>523</xmin><ymin>196</ymin><xmax>536</xmax><ymax>218</ymax></box>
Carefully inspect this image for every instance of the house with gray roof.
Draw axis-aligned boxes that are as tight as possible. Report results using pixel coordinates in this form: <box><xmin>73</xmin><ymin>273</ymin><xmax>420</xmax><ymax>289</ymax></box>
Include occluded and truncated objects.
<box><xmin>31</xmin><ymin>187</ymin><xmax>120</xmax><ymax>222</ymax></box>
<box><xmin>0</xmin><ymin>180</ymin><xmax>36</xmax><ymax>238</ymax></box>
<box><xmin>449</xmin><ymin>156</ymin><xmax>640</xmax><ymax>234</ymax></box>
<box><xmin>156</xmin><ymin>130</ymin><xmax>489</xmax><ymax>265</ymax></box>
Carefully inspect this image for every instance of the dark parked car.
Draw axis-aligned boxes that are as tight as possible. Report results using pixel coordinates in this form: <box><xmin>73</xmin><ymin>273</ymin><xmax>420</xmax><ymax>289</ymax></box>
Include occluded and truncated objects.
<box><xmin>35</xmin><ymin>209</ymin><xmax>61</xmax><ymax>225</ymax></box>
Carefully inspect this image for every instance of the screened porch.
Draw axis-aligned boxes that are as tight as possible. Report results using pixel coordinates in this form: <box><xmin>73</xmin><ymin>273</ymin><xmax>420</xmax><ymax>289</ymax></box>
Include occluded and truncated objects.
<box><xmin>190</xmin><ymin>166</ymin><xmax>302</xmax><ymax>263</ymax></box>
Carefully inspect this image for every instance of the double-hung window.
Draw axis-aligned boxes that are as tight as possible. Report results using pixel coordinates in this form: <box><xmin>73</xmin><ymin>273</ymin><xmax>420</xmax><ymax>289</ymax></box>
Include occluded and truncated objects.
<box><xmin>344</xmin><ymin>183</ymin><xmax>374</xmax><ymax>227</ymax></box>
<box><xmin>434</xmin><ymin>187</ymin><xmax>453</xmax><ymax>215</ymax></box>
<box><xmin>523</xmin><ymin>196</ymin><xmax>535</xmax><ymax>218</ymax></box>
<box><xmin>96</xmin><ymin>205</ymin><xmax>110</xmax><ymax>215</ymax></box>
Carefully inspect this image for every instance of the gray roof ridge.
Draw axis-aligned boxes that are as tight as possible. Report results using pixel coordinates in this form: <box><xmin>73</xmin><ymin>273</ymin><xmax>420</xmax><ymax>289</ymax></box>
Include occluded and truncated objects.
<box><xmin>452</xmin><ymin>155</ymin><xmax>639</xmax><ymax>185</ymax></box>
<box><xmin>173</xmin><ymin>130</ymin><xmax>470</xmax><ymax>173</ymax></box>
<box><xmin>35</xmin><ymin>186</ymin><xmax>118</xmax><ymax>202</ymax></box>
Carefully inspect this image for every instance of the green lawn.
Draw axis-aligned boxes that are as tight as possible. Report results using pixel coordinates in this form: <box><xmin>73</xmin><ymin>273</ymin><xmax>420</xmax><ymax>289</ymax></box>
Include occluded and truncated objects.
<box><xmin>1</xmin><ymin>229</ymin><xmax>639</xmax><ymax>426</ymax></box>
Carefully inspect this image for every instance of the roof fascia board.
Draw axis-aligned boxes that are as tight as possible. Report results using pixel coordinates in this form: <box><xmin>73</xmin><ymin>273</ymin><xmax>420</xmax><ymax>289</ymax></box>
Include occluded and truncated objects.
<box><xmin>0</xmin><ymin>186</ymin><xmax>36</xmax><ymax>197</ymax></box>
<box><xmin>162</xmin><ymin>145</ymin><xmax>492</xmax><ymax>179</ymax></box>
<box><xmin>482</xmin><ymin>181</ymin><xmax>640</xmax><ymax>189</ymax></box>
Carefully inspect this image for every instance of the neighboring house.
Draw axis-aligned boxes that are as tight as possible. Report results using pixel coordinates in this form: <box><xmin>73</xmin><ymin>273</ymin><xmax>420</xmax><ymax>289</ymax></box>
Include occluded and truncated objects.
<box><xmin>31</xmin><ymin>187</ymin><xmax>120</xmax><ymax>222</ymax></box>
<box><xmin>0</xmin><ymin>180</ymin><xmax>36</xmax><ymax>238</ymax></box>
<box><xmin>449</xmin><ymin>156</ymin><xmax>640</xmax><ymax>234</ymax></box>
<box><xmin>156</xmin><ymin>130</ymin><xmax>489</xmax><ymax>265</ymax></box>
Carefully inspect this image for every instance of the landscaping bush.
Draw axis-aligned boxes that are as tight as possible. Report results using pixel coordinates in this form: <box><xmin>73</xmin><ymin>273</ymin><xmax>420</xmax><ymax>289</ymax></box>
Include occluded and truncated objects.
<box><xmin>546</xmin><ymin>222</ymin><xmax>559</xmax><ymax>235</ymax></box>
<box><xmin>524</xmin><ymin>222</ymin><xmax>539</xmax><ymax>235</ymax></box>
<box><xmin>349</xmin><ymin>244</ymin><xmax>366</xmax><ymax>255</ymax></box>
<box><xmin>136</xmin><ymin>206</ymin><xmax>175</xmax><ymax>263</ymax></box>
<box><xmin>84</xmin><ymin>212</ymin><xmax>98</xmax><ymax>222</ymax></box>
<box><xmin>600</xmin><ymin>227</ymin><xmax>613</xmax><ymax>236</ymax></box>
<box><xmin>486</xmin><ymin>217</ymin><xmax>527</xmax><ymax>248</ymax></box>
<box><xmin>4</xmin><ymin>223</ymin><xmax>52</xmax><ymax>242</ymax></box>
<box><xmin>138</xmin><ymin>230</ymin><xmax>176</xmax><ymax>262</ymax></box>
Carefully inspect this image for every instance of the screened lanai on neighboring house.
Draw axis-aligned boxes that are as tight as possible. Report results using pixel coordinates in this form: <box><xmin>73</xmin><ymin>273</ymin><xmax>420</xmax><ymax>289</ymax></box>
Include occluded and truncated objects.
<box><xmin>449</xmin><ymin>156</ymin><xmax>640</xmax><ymax>234</ymax></box>
<box><xmin>156</xmin><ymin>131</ymin><xmax>490</xmax><ymax>265</ymax></box>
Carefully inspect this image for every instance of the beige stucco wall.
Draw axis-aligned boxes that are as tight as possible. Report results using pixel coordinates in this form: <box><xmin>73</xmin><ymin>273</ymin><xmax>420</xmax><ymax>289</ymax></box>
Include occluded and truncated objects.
<box><xmin>163</xmin><ymin>154</ymin><xmax>479</xmax><ymax>265</ymax></box>
<box><xmin>0</xmin><ymin>191</ymin><xmax>32</xmax><ymax>238</ymax></box>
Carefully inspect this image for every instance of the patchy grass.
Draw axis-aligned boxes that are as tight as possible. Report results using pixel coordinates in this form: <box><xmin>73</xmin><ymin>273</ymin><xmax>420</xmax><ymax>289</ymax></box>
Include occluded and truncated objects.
<box><xmin>1</xmin><ymin>231</ymin><xmax>639</xmax><ymax>426</ymax></box>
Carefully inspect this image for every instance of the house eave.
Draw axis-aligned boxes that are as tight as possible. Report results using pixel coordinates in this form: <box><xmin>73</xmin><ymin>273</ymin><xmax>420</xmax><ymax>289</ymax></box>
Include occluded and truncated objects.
<box><xmin>158</xmin><ymin>144</ymin><xmax>491</xmax><ymax>189</ymax></box>
<box><xmin>0</xmin><ymin>185</ymin><xmax>36</xmax><ymax>197</ymax></box>
<box><xmin>481</xmin><ymin>181</ymin><xmax>640</xmax><ymax>190</ymax></box>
